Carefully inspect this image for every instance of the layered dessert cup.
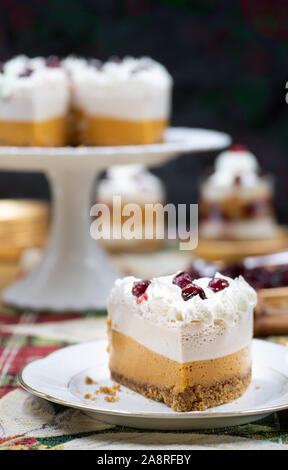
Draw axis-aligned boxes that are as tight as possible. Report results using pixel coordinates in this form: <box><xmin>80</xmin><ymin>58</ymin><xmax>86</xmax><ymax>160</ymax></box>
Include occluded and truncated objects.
<box><xmin>96</xmin><ymin>164</ymin><xmax>166</xmax><ymax>252</ymax></box>
<box><xmin>107</xmin><ymin>271</ymin><xmax>257</xmax><ymax>411</ymax></box>
<box><xmin>199</xmin><ymin>145</ymin><xmax>277</xmax><ymax>240</ymax></box>
<box><xmin>0</xmin><ymin>55</ymin><xmax>69</xmax><ymax>146</ymax></box>
<box><xmin>68</xmin><ymin>56</ymin><xmax>172</xmax><ymax>146</ymax></box>
<box><xmin>0</xmin><ymin>55</ymin><xmax>172</xmax><ymax>147</ymax></box>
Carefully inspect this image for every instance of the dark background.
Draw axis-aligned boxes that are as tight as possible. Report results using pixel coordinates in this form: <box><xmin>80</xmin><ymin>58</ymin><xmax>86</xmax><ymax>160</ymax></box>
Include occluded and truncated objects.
<box><xmin>0</xmin><ymin>0</ymin><xmax>287</xmax><ymax>222</ymax></box>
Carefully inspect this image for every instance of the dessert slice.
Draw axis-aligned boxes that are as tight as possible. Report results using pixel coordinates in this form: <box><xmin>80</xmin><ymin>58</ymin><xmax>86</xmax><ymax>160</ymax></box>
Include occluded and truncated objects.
<box><xmin>0</xmin><ymin>55</ymin><xmax>69</xmax><ymax>146</ymax></box>
<box><xmin>107</xmin><ymin>272</ymin><xmax>257</xmax><ymax>412</ymax></box>
<box><xmin>70</xmin><ymin>56</ymin><xmax>172</xmax><ymax>146</ymax></box>
<box><xmin>96</xmin><ymin>164</ymin><xmax>166</xmax><ymax>252</ymax></box>
<box><xmin>199</xmin><ymin>145</ymin><xmax>277</xmax><ymax>240</ymax></box>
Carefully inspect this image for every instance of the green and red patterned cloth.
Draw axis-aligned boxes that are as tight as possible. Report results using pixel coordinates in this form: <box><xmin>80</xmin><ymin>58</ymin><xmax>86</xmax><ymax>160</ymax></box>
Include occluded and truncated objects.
<box><xmin>0</xmin><ymin>309</ymin><xmax>288</xmax><ymax>450</ymax></box>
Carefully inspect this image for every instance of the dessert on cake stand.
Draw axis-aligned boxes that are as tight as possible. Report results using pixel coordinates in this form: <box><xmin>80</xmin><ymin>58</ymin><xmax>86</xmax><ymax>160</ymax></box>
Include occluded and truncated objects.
<box><xmin>0</xmin><ymin>127</ymin><xmax>231</xmax><ymax>311</ymax></box>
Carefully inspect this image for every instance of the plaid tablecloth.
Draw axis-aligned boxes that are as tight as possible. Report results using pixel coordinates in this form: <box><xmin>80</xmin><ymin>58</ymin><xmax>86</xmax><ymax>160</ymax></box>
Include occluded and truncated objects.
<box><xmin>0</xmin><ymin>307</ymin><xmax>288</xmax><ymax>450</ymax></box>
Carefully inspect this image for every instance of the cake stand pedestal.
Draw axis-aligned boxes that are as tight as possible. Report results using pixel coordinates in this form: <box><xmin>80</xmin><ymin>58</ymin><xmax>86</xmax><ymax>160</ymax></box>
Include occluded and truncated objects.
<box><xmin>0</xmin><ymin>128</ymin><xmax>231</xmax><ymax>311</ymax></box>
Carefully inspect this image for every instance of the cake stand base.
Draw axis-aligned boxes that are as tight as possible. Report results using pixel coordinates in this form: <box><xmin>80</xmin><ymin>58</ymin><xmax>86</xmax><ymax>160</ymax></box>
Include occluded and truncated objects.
<box><xmin>3</xmin><ymin>169</ymin><xmax>119</xmax><ymax>311</ymax></box>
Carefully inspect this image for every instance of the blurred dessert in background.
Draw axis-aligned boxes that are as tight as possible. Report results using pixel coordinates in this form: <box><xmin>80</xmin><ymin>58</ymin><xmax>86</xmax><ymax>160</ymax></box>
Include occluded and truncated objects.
<box><xmin>188</xmin><ymin>253</ymin><xmax>288</xmax><ymax>321</ymax></box>
<box><xmin>0</xmin><ymin>55</ymin><xmax>69</xmax><ymax>146</ymax></box>
<box><xmin>199</xmin><ymin>144</ymin><xmax>277</xmax><ymax>240</ymax></box>
<box><xmin>189</xmin><ymin>257</ymin><xmax>288</xmax><ymax>291</ymax></box>
<box><xmin>0</xmin><ymin>55</ymin><xmax>172</xmax><ymax>147</ymax></box>
<box><xmin>96</xmin><ymin>164</ymin><xmax>166</xmax><ymax>252</ymax></box>
<box><xmin>67</xmin><ymin>56</ymin><xmax>172</xmax><ymax>146</ymax></box>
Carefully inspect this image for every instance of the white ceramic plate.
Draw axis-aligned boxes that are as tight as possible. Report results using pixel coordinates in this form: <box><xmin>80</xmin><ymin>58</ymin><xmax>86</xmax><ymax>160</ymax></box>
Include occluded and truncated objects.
<box><xmin>19</xmin><ymin>339</ymin><xmax>288</xmax><ymax>430</ymax></box>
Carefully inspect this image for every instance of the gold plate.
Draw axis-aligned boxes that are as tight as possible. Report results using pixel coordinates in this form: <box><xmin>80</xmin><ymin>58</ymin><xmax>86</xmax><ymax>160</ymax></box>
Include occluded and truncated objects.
<box><xmin>0</xmin><ymin>200</ymin><xmax>49</xmax><ymax>261</ymax></box>
<box><xmin>194</xmin><ymin>227</ymin><xmax>288</xmax><ymax>262</ymax></box>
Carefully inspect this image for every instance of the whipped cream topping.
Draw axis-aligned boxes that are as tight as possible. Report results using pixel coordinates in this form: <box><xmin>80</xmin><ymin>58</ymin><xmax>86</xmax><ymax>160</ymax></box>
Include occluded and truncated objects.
<box><xmin>97</xmin><ymin>164</ymin><xmax>165</xmax><ymax>204</ymax></box>
<box><xmin>71</xmin><ymin>56</ymin><xmax>172</xmax><ymax>120</ymax></box>
<box><xmin>202</xmin><ymin>147</ymin><xmax>272</xmax><ymax>201</ymax></box>
<box><xmin>0</xmin><ymin>55</ymin><xmax>69</xmax><ymax>121</ymax></box>
<box><xmin>73</xmin><ymin>56</ymin><xmax>172</xmax><ymax>88</ymax></box>
<box><xmin>109</xmin><ymin>272</ymin><xmax>257</xmax><ymax>327</ymax></box>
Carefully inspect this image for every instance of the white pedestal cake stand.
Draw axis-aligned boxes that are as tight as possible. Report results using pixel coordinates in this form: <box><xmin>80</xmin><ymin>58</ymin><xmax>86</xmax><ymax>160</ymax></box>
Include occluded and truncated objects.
<box><xmin>0</xmin><ymin>127</ymin><xmax>231</xmax><ymax>311</ymax></box>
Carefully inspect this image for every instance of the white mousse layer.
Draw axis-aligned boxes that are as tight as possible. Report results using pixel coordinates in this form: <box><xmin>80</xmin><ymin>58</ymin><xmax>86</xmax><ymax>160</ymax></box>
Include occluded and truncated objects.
<box><xmin>107</xmin><ymin>273</ymin><xmax>256</xmax><ymax>363</ymax></box>
<box><xmin>202</xmin><ymin>148</ymin><xmax>273</xmax><ymax>201</ymax></box>
<box><xmin>0</xmin><ymin>55</ymin><xmax>69</xmax><ymax>121</ymax></box>
<box><xmin>70</xmin><ymin>56</ymin><xmax>172</xmax><ymax>120</ymax></box>
<box><xmin>97</xmin><ymin>164</ymin><xmax>165</xmax><ymax>204</ymax></box>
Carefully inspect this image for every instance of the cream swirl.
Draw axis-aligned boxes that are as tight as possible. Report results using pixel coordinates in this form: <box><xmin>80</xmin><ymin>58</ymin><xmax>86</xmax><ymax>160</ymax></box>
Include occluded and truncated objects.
<box><xmin>108</xmin><ymin>272</ymin><xmax>257</xmax><ymax>327</ymax></box>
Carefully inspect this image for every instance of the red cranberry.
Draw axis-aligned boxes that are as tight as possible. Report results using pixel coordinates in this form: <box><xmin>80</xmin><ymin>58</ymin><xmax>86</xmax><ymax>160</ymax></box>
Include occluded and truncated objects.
<box><xmin>244</xmin><ymin>266</ymin><xmax>271</xmax><ymax>289</ymax></box>
<box><xmin>209</xmin><ymin>277</ymin><xmax>229</xmax><ymax>292</ymax></box>
<box><xmin>131</xmin><ymin>63</ymin><xmax>150</xmax><ymax>74</ymax></box>
<box><xmin>182</xmin><ymin>283</ymin><xmax>207</xmax><ymax>301</ymax></box>
<box><xmin>132</xmin><ymin>280</ymin><xmax>150</xmax><ymax>298</ymax></box>
<box><xmin>19</xmin><ymin>68</ymin><xmax>34</xmax><ymax>78</ymax></box>
<box><xmin>172</xmin><ymin>272</ymin><xmax>193</xmax><ymax>289</ymax></box>
<box><xmin>107</xmin><ymin>56</ymin><xmax>121</xmax><ymax>63</ymax></box>
<box><xmin>89</xmin><ymin>58</ymin><xmax>102</xmax><ymax>69</ymax></box>
<box><xmin>229</xmin><ymin>144</ymin><xmax>249</xmax><ymax>152</ymax></box>
<box><xmin>0</xmin><ymin>63</ymin><xmax>4</xmax><ymax>74</ymax></box>
<box><xmin>46</xmin><ymin>55</ymin><xmax>61</xmax><ymax>68</ymax></box>
<box><xmin>233</xmin><ymin>175</ymin><xmax>242</xmax><ymax>186</ymax></box>
<box><xmin>136</xmin><ymin>291</ymin><xmax>148</xmax><ymax>304</ymax></box>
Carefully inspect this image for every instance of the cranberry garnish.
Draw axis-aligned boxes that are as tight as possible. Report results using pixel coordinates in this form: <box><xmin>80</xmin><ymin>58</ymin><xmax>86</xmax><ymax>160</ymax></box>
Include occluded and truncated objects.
<box><xmin>229</xmin><ymin>144</ymin><xmax>248</xmax><ymax>152</ymax></box>
<box><xmin>172</xmin><ymin>272</ymin><xmax>193</xmax><ymax>289</ymax></box>
<box><xmin>132</xmin><ymin>280</ymin><xmax>150</xmax><ymax>298</ymax></box>
<box><xmin>89</xmin><ymin>58</ymin><xmax>102</xmax><ymax>69</ymax></box>
<box><xmin>208</xmin><ymin>277</ymin><xmax>229</xmax><ymax>292</ymax></box>
<box><xmin>222</xmin><ymin>262</ymin><xmax>245</xmax><ymax>279</ymax></box>
<box><xmin>182</xmin><ymin>283</ymin><xmax>207</xmax><ymax>301</ymax></box>
<box><xmin>46</xmin><ymin>55</ymin><xmax>61</xmax><ymax>68</ymax></box>
<box><xmin>233</xmin><ymin>175</ymin><xmax>242</xmax><ymax>186</ymax></box>
<box><xmin>0</xmin><ymin>63</ymin><xmax>4</xmax><ymax>74</ymax></box>
<box><xmin>19</xmin><ymin>68</ymin><xmax>33</xmax><ymax>78</ymax></box>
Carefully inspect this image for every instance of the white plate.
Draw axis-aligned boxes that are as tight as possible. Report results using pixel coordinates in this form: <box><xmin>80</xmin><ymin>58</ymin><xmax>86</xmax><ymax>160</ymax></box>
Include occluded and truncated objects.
<box><xmin>19</xmin><ymin>339</ymin><xmax>288</xmax><ymax>430</ymax></box>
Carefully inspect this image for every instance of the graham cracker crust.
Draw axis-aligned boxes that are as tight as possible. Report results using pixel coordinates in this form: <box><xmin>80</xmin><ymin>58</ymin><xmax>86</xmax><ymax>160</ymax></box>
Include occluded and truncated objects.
<box><xmin>111</xmin><ymin>369</ymin><xmax>251</xmax><ymax>412</ymax></box>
